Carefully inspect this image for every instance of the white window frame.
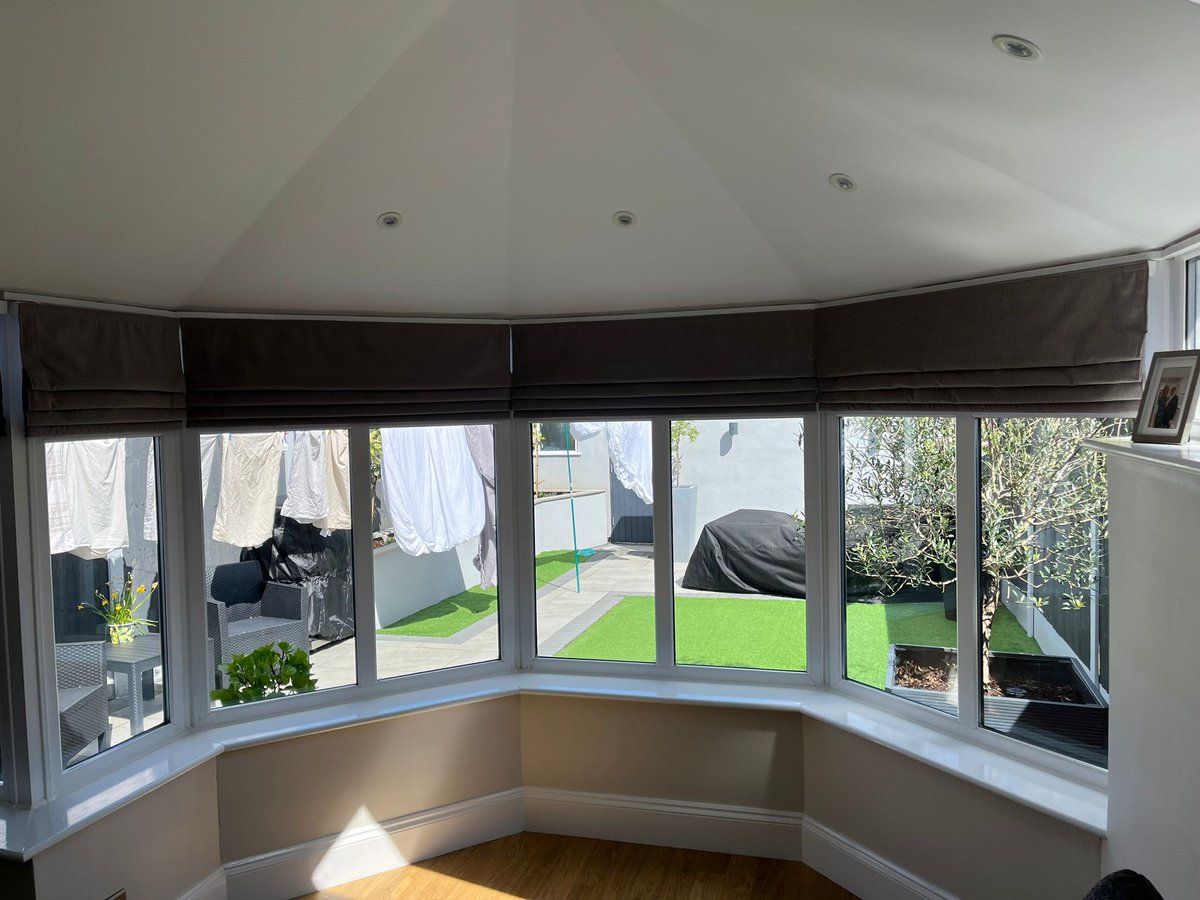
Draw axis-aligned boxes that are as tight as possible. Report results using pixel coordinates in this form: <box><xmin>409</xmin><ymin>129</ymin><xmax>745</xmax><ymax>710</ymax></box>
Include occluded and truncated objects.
<box><xmin>518</xmin><ymin>414</ymin><xmax>823</xmax><ymax>689</ymax></box>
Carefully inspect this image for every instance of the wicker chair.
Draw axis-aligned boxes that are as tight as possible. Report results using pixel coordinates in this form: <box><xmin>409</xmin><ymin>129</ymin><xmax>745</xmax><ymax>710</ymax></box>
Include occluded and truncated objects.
<box><xmin>56</xmin><ymin>641</ymin><xmax>110</xmax><ymax>767</ymax></box>
<box><xmin>205</xmin><ymin>561</ymin><xmax>309</xmax><ymax>688</ymax></box>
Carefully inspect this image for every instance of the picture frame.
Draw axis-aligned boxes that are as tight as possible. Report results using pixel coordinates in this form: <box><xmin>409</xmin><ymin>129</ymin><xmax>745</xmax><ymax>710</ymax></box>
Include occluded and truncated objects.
<box><xmin>1131</xmin><ymin>350</ymin><xmax>1200</xmax><ymax>444</ymax></box>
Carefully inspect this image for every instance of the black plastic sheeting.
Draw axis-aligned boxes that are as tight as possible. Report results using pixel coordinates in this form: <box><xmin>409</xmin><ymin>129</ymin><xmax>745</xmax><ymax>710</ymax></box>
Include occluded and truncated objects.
<box><xmin>243</xmin><ymin>514</ymin><xmax>355</xmax><ymax>640</ymax></box>
<box><xmin>681</xmin><ymin>509</ymin><xmax>806</xmax><ymax>598</ymax></box>
<box><xmin>680</xmin><ymin>508</ymin><xmax>948</xmax><ymax>602</ymax></box>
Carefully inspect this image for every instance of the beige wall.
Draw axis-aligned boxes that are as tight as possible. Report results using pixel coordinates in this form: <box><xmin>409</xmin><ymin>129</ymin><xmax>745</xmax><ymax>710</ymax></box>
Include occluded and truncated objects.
<box><xmin>31</xmin><ymin>761</ymin><xmax>220</xmax><ymax>900</ymax></box>
<box><xmin>803</xmin><ymin>719</ymin><xmax>1101</xmax><ymax>900</ymax></box>
<box><xmin>521</xmin><ymin>695</ymin><xmax>805</xmax><ymax>810</ymax></box>
<box><xmin>217</xmin><ymin>695</ymin><xmax>521</xmax><ymax>861</ymax></box>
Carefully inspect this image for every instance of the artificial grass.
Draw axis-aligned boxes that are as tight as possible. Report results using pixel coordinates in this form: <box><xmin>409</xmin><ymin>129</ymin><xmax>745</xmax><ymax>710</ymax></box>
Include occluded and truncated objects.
<box><xmin>376</xmin><ymin>549</ymin><xmax>587</xmax><ymax>637</ymax></box>
<box><xmin>555</xmin><ymin>597</ymin><xmax>1040</xmax><ymax>685</ymax></box>
<box><xmin>555</xmin><ymin>595</ymin><xmax>807</xmax><ymax>670</ymax></box>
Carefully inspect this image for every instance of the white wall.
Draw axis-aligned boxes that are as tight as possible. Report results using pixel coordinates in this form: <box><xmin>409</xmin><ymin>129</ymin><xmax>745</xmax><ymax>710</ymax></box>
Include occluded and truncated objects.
<box><xmin>675</xmin><ymin>418</ymin><xmax>806</xmax><ymax>535</ymax></box>
<box><xmin>1104</xmin><ymin>454</ymin><xmax>1200</xmax><ymax>896</ymax></box>
<box><xmin>372</xmin><ymin>539</ymin><xmax>482</xmax><ymax>627</ymax></box>
<box><xmin>533</xmin><ymin>490</ymin><xmax>608</xmax><ymax>555</ymax></box>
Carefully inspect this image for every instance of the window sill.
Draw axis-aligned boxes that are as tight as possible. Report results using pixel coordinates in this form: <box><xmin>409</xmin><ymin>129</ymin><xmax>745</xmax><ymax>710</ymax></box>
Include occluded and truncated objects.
<box><xmin>0</xmin><ymin>672</ymin><xmax>1107</xmax><ymax>860</ymax></box>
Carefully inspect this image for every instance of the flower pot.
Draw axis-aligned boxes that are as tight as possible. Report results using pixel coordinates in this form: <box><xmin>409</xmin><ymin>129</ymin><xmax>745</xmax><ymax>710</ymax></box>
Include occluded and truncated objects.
<box><xmin>108</xmin><ymin>623</ymin><xmax>137</xmax><ymax>645</ymax></box>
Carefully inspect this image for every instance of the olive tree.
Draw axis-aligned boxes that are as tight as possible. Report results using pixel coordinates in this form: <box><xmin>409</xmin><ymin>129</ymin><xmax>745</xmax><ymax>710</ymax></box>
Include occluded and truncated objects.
<box><xmin>843</xmin><ymin>416</ymin><xmax>1121</xmax><ymax>685</ymax></box>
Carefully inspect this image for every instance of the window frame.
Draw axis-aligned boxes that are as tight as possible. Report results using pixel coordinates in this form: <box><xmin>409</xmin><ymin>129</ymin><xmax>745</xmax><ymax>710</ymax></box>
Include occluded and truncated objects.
<box><xmin>26</xmin><ymin>428</ymin><xmax>190</xmax><ymax>798</ymax></box>
<box><xmin>828</xmin><ymin>410</ymin><xmax>1111</xmax><ymax>788</ymax></box>
<box><xmin>518</xmin><ymin>414</ymin><xmax>823</xmax><ymax>689</ymax></box>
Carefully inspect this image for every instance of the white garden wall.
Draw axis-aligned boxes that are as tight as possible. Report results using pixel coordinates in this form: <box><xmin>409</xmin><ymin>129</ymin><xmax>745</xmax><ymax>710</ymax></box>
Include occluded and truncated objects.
<box><xmin>534</xmin><ymin>490</ymin><xmax>608</xmax><ymax>556</ymax></box>
<box><xmin>372</xmin><ymin>540</ymin><xmax>481</xmax><ymax>628</ymax></box>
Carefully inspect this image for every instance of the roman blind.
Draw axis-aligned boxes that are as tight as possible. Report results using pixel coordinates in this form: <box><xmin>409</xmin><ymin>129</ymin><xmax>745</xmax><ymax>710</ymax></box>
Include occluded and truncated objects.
<box><xmin>511</xmin><ymin>309</ymin><xmax>816</xmax><ymax>418</ymax></box>
<box><xmin>815</xmin><ymin>261</ymin><xmax>1149</xmax><ymax>413</ymax></box>
<box><xmin>180</xmin><ymin>317</ymin><xmax>511</xmax><ymax>427</ymax></box>
<box><xmin>18</xmin><ymin>303</ymin><xmax>185</xmax><ymax>436</ymax></box>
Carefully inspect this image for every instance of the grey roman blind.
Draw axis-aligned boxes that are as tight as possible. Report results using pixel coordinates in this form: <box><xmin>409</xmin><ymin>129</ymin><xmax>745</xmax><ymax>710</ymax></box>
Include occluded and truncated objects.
<box><xmin>181</xmin><ymin>318</ymin><xmax>511</xmax><ymax>427</ymax></box>
<box><xmin>815</xmin><ymin>262</ymin><xmax>1149</xmax><ymax>413</ymax></box>
<box><xmin>511</xmin><ymin>309</ymin><xmax>816</xmax><ymax>418</ymax></box>
<box><xmin>19</xmin><ymin>303</ymin><xmax>185</xmax><ymax>436</ymax></box>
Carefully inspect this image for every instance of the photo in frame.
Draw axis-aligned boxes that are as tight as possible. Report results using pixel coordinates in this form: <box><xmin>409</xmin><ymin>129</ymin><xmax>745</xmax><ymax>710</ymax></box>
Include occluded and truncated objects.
<box><xmin>1131</xmin><ymin>350</ymin><xmax>1200</xmax><ymax>444</ymax></box>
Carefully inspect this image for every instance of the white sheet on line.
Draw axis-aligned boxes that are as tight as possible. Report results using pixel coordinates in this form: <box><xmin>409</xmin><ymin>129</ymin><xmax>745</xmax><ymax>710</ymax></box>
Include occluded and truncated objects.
<box><xmin>320</xmin><ymin>429</ymin><xmax>352</xmax><ymax>531</ymax></box>
<box><xmin>280</xmin><ymin>430</ymin><xmax>352</xmax><ymax>532</ymax></box>
<box><xmin>212</xmin><ymin>433</ymin><xmax>283</xmax><ymax>548</ymax></box>
<box><xmin>568</xmin><ymin>421</ymin><xmax>654</xmax><ymax>504</ymax></box>
<box><xmin>45</xmin><ymin>438</ymin><xmax>129</xmax><ymax>558</ymax></box>
<box><xmin>464</xmin><ymin>424</ymin><xmax>497</xmax><ymax>589</ymax></box>
<box><xmin>381</xmin><ymin>425</ymin><xmax>485</xmax><ymax>556</ymax></box>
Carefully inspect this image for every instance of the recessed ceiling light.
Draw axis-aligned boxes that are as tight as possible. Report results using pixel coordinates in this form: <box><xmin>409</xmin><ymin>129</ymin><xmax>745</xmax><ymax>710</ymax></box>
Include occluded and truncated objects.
<box><xmin>612</xmin><ymin>210</ymin><xmax>638</xmax><ymax>227</ymax></box>
<box><xmin>992</xmin><ymin>34</ymin><xmax>1041</xmax><ymax>61</ymax></box>
<box><xmin>828</xmin><ymin>173</ymin><xmax>857</xmax><ymax>192</ymax></box>
<box><xmin>376</xmin><ymin>211</ymin><xmax>402</xmax><ymax>229</ymax></box>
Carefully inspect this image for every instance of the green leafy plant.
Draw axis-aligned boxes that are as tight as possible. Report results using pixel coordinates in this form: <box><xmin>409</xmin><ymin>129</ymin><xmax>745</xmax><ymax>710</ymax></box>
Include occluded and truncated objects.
<box><xmin>210</xmin><ymin>641</ymin><xmax>318</xmax><ymax>705</ymax></box>
<box><xmin>670</xmin><ymin>420</ymin><xmax>699</xmax><ymax>486</ymax></box>
<box><xmin>77</xmin><ymin>573</ymin><xmax>157</xmax><ymax>644</ymax></box>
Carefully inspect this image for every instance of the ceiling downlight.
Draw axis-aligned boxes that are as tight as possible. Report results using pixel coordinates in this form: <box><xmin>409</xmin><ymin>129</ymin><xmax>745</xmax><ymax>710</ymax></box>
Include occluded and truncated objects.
<box><xmin>376</xmin><ymin>211</ymin><xmax>402</xmax><ymax>229</ymax></box>
<box><xmin>612</xmin><ymin>210</ymin><xmax>638</xmax><ymax>227</ymax></box>
<box><xmin>828</xmin><ymin>173</ymin><xmax>857</xmax><ymax>192</ymax></box>
<box><xmin>992</xmin><ymin>34</ymin><xmax>1041</xmax><ymax>61</ymax></box>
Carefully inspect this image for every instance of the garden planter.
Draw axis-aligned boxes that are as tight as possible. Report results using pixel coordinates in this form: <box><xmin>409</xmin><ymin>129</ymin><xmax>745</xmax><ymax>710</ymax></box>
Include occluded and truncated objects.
<box><xmin>886</xmin><ymin>644</ymin><xmax>1108</xmax><ymax>761</ymax></box>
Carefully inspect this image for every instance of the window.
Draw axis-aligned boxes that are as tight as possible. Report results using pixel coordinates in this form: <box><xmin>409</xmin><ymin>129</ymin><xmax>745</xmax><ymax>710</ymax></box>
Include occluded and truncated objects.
<box><xmin>978</xmin><ymin>417</ymin><xmax>1124</xmax><ymax>766</ymax></box>
<box><xmin>372</xmin><ymin>424</ymin><xmax>501</xmax><ymax>679</ymax></box>
<box><xmin>841</xmin><ymin>417</ymin><xmax>958</xmax><ymax>714</ymax></box>
<box><xmin>45</xmin><ymin>436</ymin><xmax>168</xmax><ymax>766</ymax></box>
<box><xmin>532</xmin><ymin>421</ymin><xmax>655</xmax><ymax>662</ymax></box>
<box><xmin>671</xmin><ymin>418</ymin><xmax>807</xmax><ymax>672</ymax></box>
<box><xmin>1188</xmin><ymin>256</ymin><xmax>1199</xmax><ymax>350</ymax></box>
<box><xmin>201</xmin><ymin>430</ymin><xmax>356</xmax><ymax>707</ymax></box>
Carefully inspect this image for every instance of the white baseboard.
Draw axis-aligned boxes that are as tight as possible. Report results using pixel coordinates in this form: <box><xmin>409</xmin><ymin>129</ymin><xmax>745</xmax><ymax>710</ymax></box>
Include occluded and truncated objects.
<box><xmin>523</xmin><ymin>786</ymin><xmax>805</xmax><ymax>861</ymax></box>
<box><xmin>222</xmin><ymin>785</ymin><xmax>957</xmax><ymax>900</ymax></box>
<box><xmin>223</xmin><ymin>787</ymin><xmax>524</xmax><ymax>900</ymax></box>
<box><xmin>177</xmin><ymin>867</ymin><xmax>227</xmax><ymax>900</ymax></box>
<box><xmin>802</xmin><ymin>818</ymin><xmax>957</xmax><ymax>900</ymax></box>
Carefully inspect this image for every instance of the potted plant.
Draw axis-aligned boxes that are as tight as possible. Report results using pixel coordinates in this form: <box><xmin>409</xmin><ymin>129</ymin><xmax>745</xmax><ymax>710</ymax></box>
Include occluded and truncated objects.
<box><xmin>77</xmin><ymin>574</ymin><xmax>157</xmax><ymax>644</ymax></box>
<box><xmin>670</xmin><ymin>420</ymin><xmax>699</xmax><ymax>561</ymax></box>
<box><xmin>210</xmin><ymin>641</ymin><xmax>318</xmax><ymax>705</ymax></box>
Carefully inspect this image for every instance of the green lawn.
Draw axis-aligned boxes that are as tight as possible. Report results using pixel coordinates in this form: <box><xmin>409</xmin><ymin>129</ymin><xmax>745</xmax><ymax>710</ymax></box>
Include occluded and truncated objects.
<box><xmin>555</xmin><ymin>596</ymin><xmax>1041</xmax><ymax>685</ymax></box>
<box><xmin>376</xmin><ymin>549</ymin><xmax>588</xmax><ymax>637</ymax></box>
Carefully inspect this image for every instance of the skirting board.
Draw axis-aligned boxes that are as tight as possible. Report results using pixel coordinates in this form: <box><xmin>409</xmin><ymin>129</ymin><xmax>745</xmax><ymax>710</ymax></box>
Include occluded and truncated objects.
<box><xmin>223</xmin><ymin>788</ymin><xmax>524</xmax><ymax>900</ymax></box>
<box><xmin>220</xmin><ymin>786</ymin><xmax>957</xmax><ymax>900</ymax></box>
<box><xmin>177</xmin><ymin>867</ymin><xmax>227</xmax><ymax>900</ymax></box>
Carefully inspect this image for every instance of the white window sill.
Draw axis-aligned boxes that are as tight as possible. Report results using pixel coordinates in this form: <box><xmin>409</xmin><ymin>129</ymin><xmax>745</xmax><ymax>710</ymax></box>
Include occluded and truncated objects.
<box><xmin>0</xmin><ymin>672</ymin><xmax>1107</xmax><ymax>860</ymax></box>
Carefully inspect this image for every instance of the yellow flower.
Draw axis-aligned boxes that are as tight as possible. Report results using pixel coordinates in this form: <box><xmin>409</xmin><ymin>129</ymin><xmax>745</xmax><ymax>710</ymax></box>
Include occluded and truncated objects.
<box><xmin>77</xmin><ymin>604</ymin><xmax>85</xmax><ymax>610</ymax></box>
<box><xmin>111</xmin><ymin>592</ymin><xmax>118</xmax><ymax>600</ymax></box>
<box><xmin>136</xmin><ymin>586</ymin><xmax>146</xmax><ymax>594</ymax></box>
<box><xmin>101</xmin><ymin>600</ymin><xmax>108</xmax><ymax>606</ymax></box>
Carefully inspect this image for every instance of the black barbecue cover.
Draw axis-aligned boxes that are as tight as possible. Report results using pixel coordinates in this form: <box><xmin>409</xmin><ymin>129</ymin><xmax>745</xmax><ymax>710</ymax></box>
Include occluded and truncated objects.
<box><xmin>681</xmin><ymin>509</ymin><xmax>806</xmax><ymax>598</ymax></box>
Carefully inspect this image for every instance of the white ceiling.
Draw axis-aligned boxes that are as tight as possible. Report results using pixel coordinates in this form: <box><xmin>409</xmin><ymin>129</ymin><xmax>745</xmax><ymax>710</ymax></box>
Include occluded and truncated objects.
<box><xmin>2</xmin><ymin>1</ymin><xmax>1199</xmax><ymax>317</ymax></box>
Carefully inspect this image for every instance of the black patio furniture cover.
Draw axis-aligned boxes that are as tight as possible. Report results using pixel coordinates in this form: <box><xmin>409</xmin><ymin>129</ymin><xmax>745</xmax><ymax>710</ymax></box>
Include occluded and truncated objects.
<box><xmin>681</xmin><ymin>509</ymin><xmax>806</xmax><ymax>598</ymax></box>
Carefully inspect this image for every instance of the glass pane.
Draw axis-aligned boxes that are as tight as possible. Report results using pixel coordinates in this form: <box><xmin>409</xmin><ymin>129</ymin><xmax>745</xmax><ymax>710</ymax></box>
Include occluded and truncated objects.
<box><xmin>842</xmin><ymin>417</ymin><xmax>957</xmax><ymax>714</ymax></box>
<box><xmin>671</xmin><ymin>418</ymin><xmax>806</xmax><ymax>671</ymax></box>
<box><xmin>979</xmin><ymin>417</ymin><xmax>1125</xmax><ymax>766</ymax></box>
<box><xmin>202</xmin><ymin>431</ymin><xmax>356</xmax><ymax>707</ymax></box>
<box><xmin>533</xmin><ymin>421</ymin><xmax>655</xmax><ymax>662</ymax></box>
<box><xmin>372</xmin><ymin>424</ymin><xmax>501</xmax><ymax>679</ymax></box>
<box><xmin>47</xmin><ymin>436</ymin><xmax>168</xmax><ymax>766</ymax></box>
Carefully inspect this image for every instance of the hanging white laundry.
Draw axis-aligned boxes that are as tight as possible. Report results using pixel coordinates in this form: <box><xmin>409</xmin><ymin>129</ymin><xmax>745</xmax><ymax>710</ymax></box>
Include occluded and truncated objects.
<box><xmin>569</xmin><ymin>422</ymin><xmax>605</xmax><ymax>442</ymax></box>
<box><xmin>381</xmin><ymin>426</ymin><xmax>485</xmax><ymax>556</ymax></box>
<box><xmin>606</xmin><ymin>421</ymin><xmax>653</xmax><ymax>505</ymax></box>
<box><xmin>212</xmin><ymin>433</ymin><xmax>283</xmax><ymax>548</ymax></box>
<box><xmin>143</xmin><ymin>445</ymin><xmax>158</xmax><ymax>542</ymax></box>
<box><xmin>281</xmin><ymin>431</ymin><xmax>328</xmax><ymax>524</ymax></box>
<box><xmin>464</xmin><ymin>424</ymin><xmax>497</xmax><ymax>590</ymax></box>
<box><xmin>317</xmin><ymin>429</ymin><xmax>352</xmax><ymax>532</ymax></box>
<box><xmin>200</xmin><ymin>433</ymin><xmax>220</xmax><ymax>502</ymax></box>
<box><xmin>45</xmin><ymin>438</ymin><xmax>130</xmax><ymax>558</ymax></box>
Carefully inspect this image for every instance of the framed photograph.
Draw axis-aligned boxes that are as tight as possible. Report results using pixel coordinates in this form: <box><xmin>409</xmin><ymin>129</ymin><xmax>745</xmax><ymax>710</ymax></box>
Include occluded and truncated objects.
<box><xmin>1132</xmin><ymin>350</ymin><xmax>1200</xmax><ymax>444</ymax></box>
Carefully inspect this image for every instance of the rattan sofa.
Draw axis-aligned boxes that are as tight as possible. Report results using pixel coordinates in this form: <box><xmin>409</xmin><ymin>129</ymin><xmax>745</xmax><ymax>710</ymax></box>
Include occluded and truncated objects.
<box><xmin>56</xmin><ymin>641</ymin><xmax>110</xmax><ymax>767</ymax></box>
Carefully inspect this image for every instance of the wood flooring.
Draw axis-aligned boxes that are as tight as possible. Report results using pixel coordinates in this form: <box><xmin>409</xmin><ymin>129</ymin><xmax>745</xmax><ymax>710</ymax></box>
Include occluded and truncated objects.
<box><xmin>298</xmin><ymin>831</ymin><xmax>857</xmax><ymax>899</ymax></box>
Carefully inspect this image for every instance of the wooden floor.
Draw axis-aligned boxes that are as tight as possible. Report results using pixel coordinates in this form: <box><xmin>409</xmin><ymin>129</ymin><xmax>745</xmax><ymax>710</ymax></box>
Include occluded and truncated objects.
<box><xmin>298</xmin><ymin>832</ymin><xmax>856</xmax><ymax>900</ymax></box>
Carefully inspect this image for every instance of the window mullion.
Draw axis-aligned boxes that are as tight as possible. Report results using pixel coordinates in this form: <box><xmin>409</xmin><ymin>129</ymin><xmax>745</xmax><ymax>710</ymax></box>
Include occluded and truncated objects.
<box><xmin>955</xmin><ymin>415</ymin><xmax>981</xmax><ymax>732</ymax></box>
<box><xmin>492</xmin><ymin>419</ymin><xmax>522</xmax><ymax>671</ymax></box>
<box><xmin>348</xmin><ymin>426</ymin><xmax>377</xmax><ymax>690</ymax></box>
<box><xmin>822</xmin><ymin>412</ymin><xmax>845</xmax><ymax>688</ymax></box>
<box><xmin>651</xmin><ymin>418</ymin><xmax>674</xmax><ymax>670</ymax></box>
